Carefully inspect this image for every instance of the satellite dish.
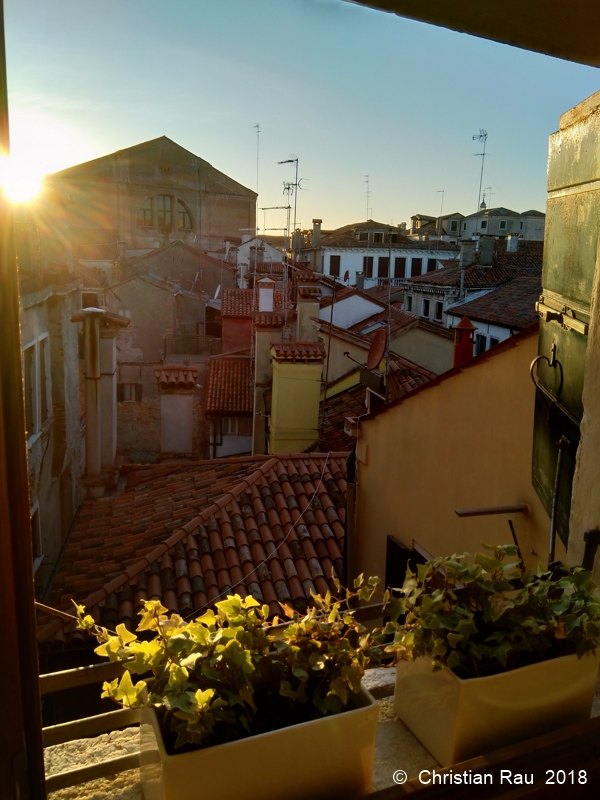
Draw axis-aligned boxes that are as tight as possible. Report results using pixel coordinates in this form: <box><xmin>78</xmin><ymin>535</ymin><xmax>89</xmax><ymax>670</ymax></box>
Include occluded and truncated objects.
<box><xmin>366</xmin><ymin>328</ymin><xmax>387</xmax><ymax>371</ymax></box>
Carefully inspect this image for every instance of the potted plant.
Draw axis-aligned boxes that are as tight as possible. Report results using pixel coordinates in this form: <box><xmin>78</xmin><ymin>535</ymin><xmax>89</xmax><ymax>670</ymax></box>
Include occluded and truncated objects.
<box><xmin>75</xmin><ymin>576</ymin><xmax>387</xmax><ymax>800</ymax></box>
<box><xmin>387</xmin><ymin>544</ymin><xmax>600</xmax><ymax>766</ymax></box>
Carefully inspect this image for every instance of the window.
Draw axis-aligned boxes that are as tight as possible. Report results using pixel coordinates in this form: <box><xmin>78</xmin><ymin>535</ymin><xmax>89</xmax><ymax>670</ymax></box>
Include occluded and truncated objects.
<box><xmin>480</xmin><ymin>220</ymin><xmax>488</xmax><ymax>230</ymax></box>
<box><xmin>222</xmin><ymin>417</ymin><xmax>239</xmax><ymax>435</ymax></box>
<box><xmin>434</xmin><ymin>301</ymin><xmax>443</xmax><ymax>321</ymax></box>
<box><xmin>372</xmin><ymin>232</ymin><xmax>383</xmax><ymax>243</ymax></box>
<box><xmin>422</xmin><ymin>299</ymin><xmax>430</xmax><ymax>318</ymax></box>
<box><xmin>499</xmin><ymin>220</ymin><xmax>507</xmax><ymax>230</ymax></box>
<box><xmin>23</xmin><ymin>335</ymin><xmax>52</xmax><ymax>441</ymax></box>
<box><xmin>520</xmin><ymin>221</ymin><xmax>524</xmax><ymax>230</ymax></box>
<box><xmin>329</xmin><ymin>254</ymin><xmax>340</xmax><ymax>277</ymax></box>
<box><xmin>427</xmin><ymin>258</ymin><xmax>437</xmax><ymax>273</ymax></box>
<box><xmin>389</xmin><ymin>233</ymin><xmax>398</xmax><ymax>243</ymax></box>
<box><xmin>39</xmin><ymin>337</ymin><xmax>49</xmax><ymax>425</ymax></box>
<box><xmin>117</xmin><ymin>383</ymin><xmax>143</xmax><ymax>401</ymax></box>
<box><xmin>489</xmin><ymin>337</ymin><xmax>500</xmax><ymax>348</ymax></box>
<box><xmin>177</xmin><ymin>200</ymin><xmax>192</xmax><ymax>231</ymax></box>
<box><xmin>475</xmin><ymin>334</ymin><xmax>487</xmax><ymax>355</ymax></box>
<box><xmin>377</xmin><ymin>256</ymin><xmax>389</xmax><ymax>278</ymax></box>
<box><xmin>23</xmin><ymin>344</ymin><xmax>36</xmax><ymax>438</ymax></box>
<box><xmin>157</xmin><ymin>194</ymin><xmax>172</xmax><ymax>228</ymax></box>
<box><xmin>30</xmin><ymin>506</ymin><xmax>42</xmax><ymax>562</ymax></box>
<box><xmin>138</xmin><ymin>198</ymin><xmax>153</xmax><ymax>227</ymax></box>
<box><xmin>363</xmin><ymin>256</ymin><xmax>373</xmax><ymax>278</ymax></box>
<box><xmin>450</xmin><ymin>220</ymin><xmax>458</xmax><ymax>232</ymax></box>
<box><xmin>462</xmin><ymin>222</ymin><xmax>467</xmax><ymax>231</ymax></box>
<box><xmin>410</xmin><ymin>258</ymin><xmax>422</xmax><ymax>277</ymax></box>
<box><xmin>359</xmin><ymin>231</ymin><xmax>369</xmax><ymax>242</ymax></box>
<box><xmin>406</xmin><ymin>295</ymin><xmax>413</xmax><ymax>312</ymax></box>
<box><xmin>394</xmin><ymin>257</ymin><xmax>406</xmax><ymax>278</ymax></box>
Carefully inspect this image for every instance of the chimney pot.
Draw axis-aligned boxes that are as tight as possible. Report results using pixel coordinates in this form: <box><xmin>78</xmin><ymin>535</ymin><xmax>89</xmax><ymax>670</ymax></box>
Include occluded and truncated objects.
<box><xmin>452</xmin><ymin>316</ymin><xmax>477</xmax><ymax>367</ymax></box>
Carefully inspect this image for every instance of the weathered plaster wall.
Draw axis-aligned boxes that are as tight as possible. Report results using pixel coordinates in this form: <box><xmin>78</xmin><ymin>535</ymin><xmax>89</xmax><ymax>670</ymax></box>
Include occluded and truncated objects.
<box><xmin>355</xmin><ymin>332</ymin><xmax>556</xmax><ymax>584</ymax></box>
<box><xmin>391</xmin><ymin>327</ymin><xmax>453</xmax><ymax>374</ymax></box>
<box><xmin>270</xmin><ymin>360</ymin><xmax>323</xmax><ymax>453</ymax></box>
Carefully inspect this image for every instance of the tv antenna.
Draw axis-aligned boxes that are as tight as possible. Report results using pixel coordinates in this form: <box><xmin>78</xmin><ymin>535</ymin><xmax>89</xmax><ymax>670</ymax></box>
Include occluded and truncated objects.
<box><xmin>437</xmin><ymin>189</ymin><xmax>445</xmax><ymax>239</ymax></box>
<box><xmin>483</xmin><ymin>186</ymin><xmax>495</xmax><ymax>208</ymax></box>
<box><xmin>254</xmin><ymin>124</ymin><xmax>260</xmax><ymax>198</ymax></box>
<box><xmin>472</xmin><ymin>129</ymin><xmax>488</xmax><ymax>214</ymax></box>
<box><xmin>365</xmin><ymin>175</ymin><xmax>372</xmax><ymax>220</ymax></box>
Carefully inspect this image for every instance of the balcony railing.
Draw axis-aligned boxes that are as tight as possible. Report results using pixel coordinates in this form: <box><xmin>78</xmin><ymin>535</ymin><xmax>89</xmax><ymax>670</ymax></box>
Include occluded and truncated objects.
<box><xmin>163</xmin><ymin>334</ymin><xmax>220</xmax><ymax>361</ymax></box>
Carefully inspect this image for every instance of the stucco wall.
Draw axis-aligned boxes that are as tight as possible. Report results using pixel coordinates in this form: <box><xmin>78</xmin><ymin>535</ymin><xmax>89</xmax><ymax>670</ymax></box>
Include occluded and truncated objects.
<box><xmin>355</xmin><ymin>331</ymin><xmax>557</xmax><ymax>585</ymax></box>
<box><xmin>270</xmin><ymin>360</ymin><xmax>322</xmax><ymax>453</ymax></box>
<box><xmin>391</xmin><ymin>327</ymin><xmax>453</xmax><ymax>374</ymax></box>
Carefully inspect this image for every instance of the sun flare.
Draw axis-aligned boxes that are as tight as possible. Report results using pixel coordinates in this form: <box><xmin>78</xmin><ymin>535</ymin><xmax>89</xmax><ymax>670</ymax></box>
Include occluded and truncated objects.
<box><xmin>0</xmin><ymin>156</ymin><xmax>44</xmax><ymax>203</ymax></box>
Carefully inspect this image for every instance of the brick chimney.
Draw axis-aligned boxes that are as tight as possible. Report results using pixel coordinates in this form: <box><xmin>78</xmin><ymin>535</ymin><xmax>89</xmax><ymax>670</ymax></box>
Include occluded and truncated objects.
<box><xmin>296</xmin><ymin>286</ymin><xmax>321</xmax><ymax>341</ymax></box>
<box><xmin>252</xmin><ymin>312</ymin><xmax>284</xmax><ymax>455</ymax></box>
<box><xmin>312</xmin><ymin>219</ymin><xmax>322</xmax><ymax>247</ymax></box>
<box><xmin>452</xmin><ymin>316</ymin><xmax>477</xmax><ymax>368</ymax></box>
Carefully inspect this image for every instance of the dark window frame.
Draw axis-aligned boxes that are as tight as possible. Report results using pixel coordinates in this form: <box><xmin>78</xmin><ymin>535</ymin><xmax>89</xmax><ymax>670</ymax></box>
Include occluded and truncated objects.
<box><xmin>410</xmin><ymin>258</ymin><xmax>423</xmax><ymax>277</ymax></box>
<box><xmin>329</xmin><ymin>254</ymin><xmax>341</xmax><ymax>277</ymax></box>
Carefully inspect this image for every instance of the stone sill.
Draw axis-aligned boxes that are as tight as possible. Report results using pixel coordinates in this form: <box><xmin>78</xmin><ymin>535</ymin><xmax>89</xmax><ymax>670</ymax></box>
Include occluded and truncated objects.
<box><xmin>44</xmin><ymin>667</ymin><xmax>600</xmax><ymax>799</ymax></box>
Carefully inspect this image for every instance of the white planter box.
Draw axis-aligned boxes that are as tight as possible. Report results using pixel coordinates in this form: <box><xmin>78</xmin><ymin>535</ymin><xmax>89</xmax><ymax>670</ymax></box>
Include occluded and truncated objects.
<box><xmin>141</xmin><ymin>686</ymin><xmax>379</xmax><ymax>800</ymax></box>
<box><xmin>394</xmin><ymin>651</ymin><xmax>598</xmax><ymax>767</ymax></box>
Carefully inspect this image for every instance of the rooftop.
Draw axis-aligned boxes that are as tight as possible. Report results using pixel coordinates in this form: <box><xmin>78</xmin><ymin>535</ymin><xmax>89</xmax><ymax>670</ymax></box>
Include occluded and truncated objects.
<box><xmin>221</xmin><ymin>288</ymin><xmax>286</xmax><ymax>318</ymax></box>
<box><xmin>206</xmin><ymin>357</ymin><xmax>253</xmax><ymax>415</ymax></box>
<box><xmin>271</xmin><ymin>341</ymin><xmax>326</xmax><ymax>362</ymax></box>
<box><xmin>409</xmin><ymin>240</ymin><xmax>543</xmax><ymax>289</ymax></box>
<box><xmin>37</xmin><ymin>454</ymin><xmax>350</xmax><ymax>644</ymax></box>
<box><xmin>446</xmin><ymin>276</ymin><xmax>541</xmax><ymax>330</ymax></box>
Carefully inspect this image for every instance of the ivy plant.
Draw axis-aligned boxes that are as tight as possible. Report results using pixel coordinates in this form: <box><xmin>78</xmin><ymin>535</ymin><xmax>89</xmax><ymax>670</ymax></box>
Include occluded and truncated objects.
<box><xmin>75</xmin><ymin>575</ymin><xmax>387</xmax><ymax>752</ymax></box>
<box><xmin>385</xmin><ymin>544</ymin><xmax>600</xmax><ymax>679</ymax></box>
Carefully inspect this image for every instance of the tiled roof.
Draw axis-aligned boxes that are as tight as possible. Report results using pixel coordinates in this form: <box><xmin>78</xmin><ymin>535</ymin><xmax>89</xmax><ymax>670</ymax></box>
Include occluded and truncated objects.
<box><xmin>256</xmin><ymin>262</ymin><xmax>284</xmax><ymax>275</ymax></box>
<box><xmin>297</xmin><ymin>286</ymin><xmax>322</xmax><ymax>300</ymax></box>
<box><xmin>315</xmin><ymin>355</ymin><xmax>436</xmax><ymax>452</ymax></box>
<box><xmin>221</xmin><ymin>288</ymin><xmax>286</xmax><ymax>318</ymax></box>
<box><xmin>463</xmin><ymin>206</ymin><xmax>521</xmax><ymax>219</ymax></box>
<box><xmin>254</xmin><ymin>312</ymin><xmax>285</xmax><ymax>328</ymax></box>
<box><xmin>206</xmin><ymin>357</ymin><xmax>253</xmax><ymax>415</ymax></box>
<box><xmin>37</xmin><ymin>454</ymin><xmax>350</xmax><ymax>643</ymax></box>
<box><xmin>446</xmin><ymin>277</ymin><xmax>541</xmax><ymax>330</ymax></box>
<box><xmin>154</xmin><ymin>366</ymin><xmax>198</xmax><ymax>391</ymax></box>
<box><xmin>347</xmin><ymin>305</ymin><xmax>416</xmax><ymax>340</ymax></box>
<box><xmin>271</xmin><ymin>342</ymin><xmax>326</xmax><ymax>362</ymax></box>
<box><xmin>409</xmin><ymin>242</ymin><xmax>543</xmax><ymax>289</ymax></box>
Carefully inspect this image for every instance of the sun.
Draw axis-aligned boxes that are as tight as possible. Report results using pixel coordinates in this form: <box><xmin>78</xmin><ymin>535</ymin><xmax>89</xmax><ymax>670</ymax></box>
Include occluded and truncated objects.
<box><xmin>0</xmin><ymin>156</ymin><xmax>44</xmax><ymax>203</ymax></box>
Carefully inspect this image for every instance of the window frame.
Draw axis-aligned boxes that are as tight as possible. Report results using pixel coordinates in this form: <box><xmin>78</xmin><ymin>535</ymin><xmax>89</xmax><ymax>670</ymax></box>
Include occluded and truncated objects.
<box><xmin>377</xmin><ymin>256</ymin><xmax>390</xmax><ymax>278</ymax></box>
<box><xmin>434</xmin><ymin>301</ymin><xmax>443</xmax><ymax>322</ymax></box>
<box><xmin>480</xmin><ymin>220</ymin><xmax>488</xmax><ymax>230</ymax></box>
<box><xmin>422</xmin><ymin>298</ymin><xmax>430</xmax><ymax>318</ymax></box>
<box><xmin>410</xmin><ymin>257</ymin><xmax>423</xmax><ymax>277</ymax></box>
<box><xmin>363</xmin><ymin>256</ymin><xmax>374</xmax><ymax>278</ymax></box>
<box><xmin>406</xmin><ymin>295</ymin><xmax>413</xmax><ymax>312</ymax></box>
<box><xmin>450</xmin><ymin>220</ymin><xmax>458</xmax><ymax>232</ymax></box>
<box><xmin>22</xmin><ymin>333</ymin><xmax>52</xmax><ymax>446</ymax></box>
<box><xmin>329</xmin><ymin>254</ymin><xmax>341</xmax><ymax>278</ymax></box>
<box><xmin>499</xmin><ymin>220</ymin><xmax>507</xmax><ymax>230</ymax></box>
<box><xmin>222</xmin><ymin>416</ymin><xmax>239</xmax><ymax>435</ymax></box>
<box><xmin>475</xmin><ymin>333</ymin><xmax>487</xmax><ymax>355</ymax></box>
<box><xmin>394</xmin><ymin>257</ymin><xmax>406</xmax><ymax>279</ymax></box>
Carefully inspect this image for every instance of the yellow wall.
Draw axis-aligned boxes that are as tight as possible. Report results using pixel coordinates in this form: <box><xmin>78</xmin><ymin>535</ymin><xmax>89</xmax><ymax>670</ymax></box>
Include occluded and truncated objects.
<box><xmin>270</xmin><ymin>359</ymin><xmax>323</xmax><ymax>453</ymax></box>
<box><xmin>355</xmin><ymin>332</ymin><xmax>561</xmax><ymax>583</ymax></box>
<box><xmin>391</xmin><ymin>326</ymin><xmax>454</xmax><ymax>374</ymax></box>
<box><xmin>318</xmin><ymin>329</ymin><xmax>369</xmax><ymax>384</ymax></box>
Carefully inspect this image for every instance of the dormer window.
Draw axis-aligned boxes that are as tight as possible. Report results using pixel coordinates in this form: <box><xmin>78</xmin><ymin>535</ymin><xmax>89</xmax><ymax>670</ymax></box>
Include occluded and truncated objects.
<box><xmin>499</xmin><ymin>220</ymin><xmax>507</xmax><ymax>230</ymax></box>
<box><xmin>372</xmin><ymin>232</ymin><xmax>383</xmax><ymax>243</ymax></box>
<box><xmin>359</xmin><ymin>231</ymin><xmax>369</xmax><ymax>242</ymax></box>
<box><xmin>450</xmin><ymin>220</ymin><xmax>458</xmax><ymax>232</ymax></box>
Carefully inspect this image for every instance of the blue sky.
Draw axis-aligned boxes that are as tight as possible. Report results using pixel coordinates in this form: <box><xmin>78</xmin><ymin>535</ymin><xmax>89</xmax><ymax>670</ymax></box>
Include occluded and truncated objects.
<box><xmin>5</xmin><ymin>0</ymin><xmax>599</xmax><ymax>230</ymax></box>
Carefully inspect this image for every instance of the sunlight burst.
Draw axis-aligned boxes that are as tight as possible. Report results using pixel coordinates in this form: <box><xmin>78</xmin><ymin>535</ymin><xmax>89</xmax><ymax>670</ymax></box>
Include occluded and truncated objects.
<box><xmin>0</xmin><ymin>156</ymin><xmax>44</xmax><ymax>203</ymax></box>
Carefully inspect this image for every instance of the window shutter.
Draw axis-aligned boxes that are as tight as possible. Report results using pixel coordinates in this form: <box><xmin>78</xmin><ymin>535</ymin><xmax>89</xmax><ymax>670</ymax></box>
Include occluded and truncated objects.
<box><xmin>135</xmin><ymin>383</ymin><xmax>143</xmax><ymax>402</ymax></box>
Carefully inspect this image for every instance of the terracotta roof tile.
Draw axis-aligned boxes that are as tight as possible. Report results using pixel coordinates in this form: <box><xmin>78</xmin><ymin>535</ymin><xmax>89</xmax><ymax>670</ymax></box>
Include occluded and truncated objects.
<box><xmin>271</xmin><ymin>341</ymin><xmax>326</xmax><ymax>362</ymax></box>
<box><xmin>206</xmin><ymin>357</ymin><xmax>253</xmax><ymax>414</ymax></box>
<box><xmin>154</xmin><ymin>366</ymin><xmax>198</xmax><ymax>391</ymax></box>
<box><xmin>38</xmin><ymin>453</ymin><xmax>350</xmax><ymax>643</ymax></box>
<box><xmin>446</xmin><ymin>276</ymin><xmax>541</xmax><ymax>330</ymax></box>
<box><xmin>221</xmin><ymin>289</ymin><xmax>286</xmax><ymax>318</ymax></box>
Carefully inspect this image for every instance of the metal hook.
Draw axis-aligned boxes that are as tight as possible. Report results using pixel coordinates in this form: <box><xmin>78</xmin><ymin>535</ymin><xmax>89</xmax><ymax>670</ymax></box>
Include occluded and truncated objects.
<box><xmin>530</xmin><ymin>343</ymin><xmax>563</xmax><ymax>399</ymax></box>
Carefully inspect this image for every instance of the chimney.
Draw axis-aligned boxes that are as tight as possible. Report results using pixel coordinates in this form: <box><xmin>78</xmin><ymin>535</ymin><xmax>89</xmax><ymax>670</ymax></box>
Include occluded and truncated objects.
<box><xmin>312</xmin><ymin>219</ymin><xmax>322</xmax><ymax>247</ymax></box>
<box><xmin>479</xmin><ymin>237</ymin><xmax>494</xmax><ymax>267</ymax></box>
<box><xmin>452</xmin><ymin>316</ymin><xmax>477</xmax><ymax>368</ymax></box>
<box><xmin>458</xmin><ymin>240</ymin><xmax>476</xmax><ymax>298</ymax></box>
<box><xmin>356</xmin><ymin>271</ymin><xmax>365</xmax><ymax>290</ymax></box>
<box><xmin>269</xmin><ymin>341</ymin><xmax>326</xmax><ymax>453</ymax></box>
<box><xmin>252</xmin><ymin>313</ymin><xmax>284</xmax><ymax>455</ymax></box>
<box><xmin>296</xmin><ymin>287</ymin><xmax>321</xmax><ymax>342</ymax></box>
<box><xmin>257</xmin><ymin>276</ymin><xmax>275</xmax><ymax>312</ymax></box>
<box><xmin>507</xmin><ymin>234</ymin><xmax>519</xmax><ymax>252</ymax></box>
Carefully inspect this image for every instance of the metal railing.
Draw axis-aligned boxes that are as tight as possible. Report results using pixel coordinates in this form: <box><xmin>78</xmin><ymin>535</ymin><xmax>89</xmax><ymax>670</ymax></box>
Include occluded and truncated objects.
<box><xmin>163</xmin><ymin>334</ymin><xmax>219</xmax><ymax>357</ymax></box>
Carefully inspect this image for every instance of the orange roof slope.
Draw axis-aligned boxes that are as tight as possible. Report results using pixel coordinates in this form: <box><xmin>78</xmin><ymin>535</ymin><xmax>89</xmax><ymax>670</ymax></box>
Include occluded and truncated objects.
<box><xmin>221</xmin><ymin>288</ymin><xmax>286</xmax><ymax>318</ymax></box>
<box><xmin>38</xmin><ymin>454</ymin><xmax>348</xmax><ymax>643</ymax></box>
<box><xmin>206</xmin><ymin>357</ymin><xmax>253</xmax><ymax>414</ymax></box>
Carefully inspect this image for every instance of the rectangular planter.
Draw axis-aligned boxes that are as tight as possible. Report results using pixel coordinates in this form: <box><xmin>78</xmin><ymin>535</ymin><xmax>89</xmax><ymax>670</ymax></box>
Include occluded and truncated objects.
<box><xmin>141</xmin><ymin>686</ymin><xmax>379</xmax><ymax>800</ymax></box>
<box><xmin>394</xmin><ymin>651</ymin><xmax>598</xmax><ymax>767</ymax></box>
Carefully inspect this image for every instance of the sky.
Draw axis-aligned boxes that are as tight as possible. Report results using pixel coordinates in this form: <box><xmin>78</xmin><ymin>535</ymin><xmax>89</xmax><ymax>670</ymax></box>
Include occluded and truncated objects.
<box><xmin>4</xmin><ymin>0</ymin><xmax>599</xmax><ymax>231</ymax></box>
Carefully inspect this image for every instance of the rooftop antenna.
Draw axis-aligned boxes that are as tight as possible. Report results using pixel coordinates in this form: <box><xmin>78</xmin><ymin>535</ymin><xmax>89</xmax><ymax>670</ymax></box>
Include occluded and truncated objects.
<box><xmin>472</xmin><ymin>129</ymin><xmax>488</xmax><ymax>215</ymax></box>
<box><xmin>437</xmin><ymin>189</ymin><xmax>445</xmax><ymax>240</ymax></box>
<box><xmin>483</xmin><ymin>186</ymin><xmax>495</xmax><ymax>208</ymax></box>
<box><xmin>254</xmin><ymin>124</ymin><xmax>260</xmax><ymax>204</ymax></box>
<box><xmin>365</xmin><ymin>175</ymin><xmax>372</xmax><ymax>220</ymax></box>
